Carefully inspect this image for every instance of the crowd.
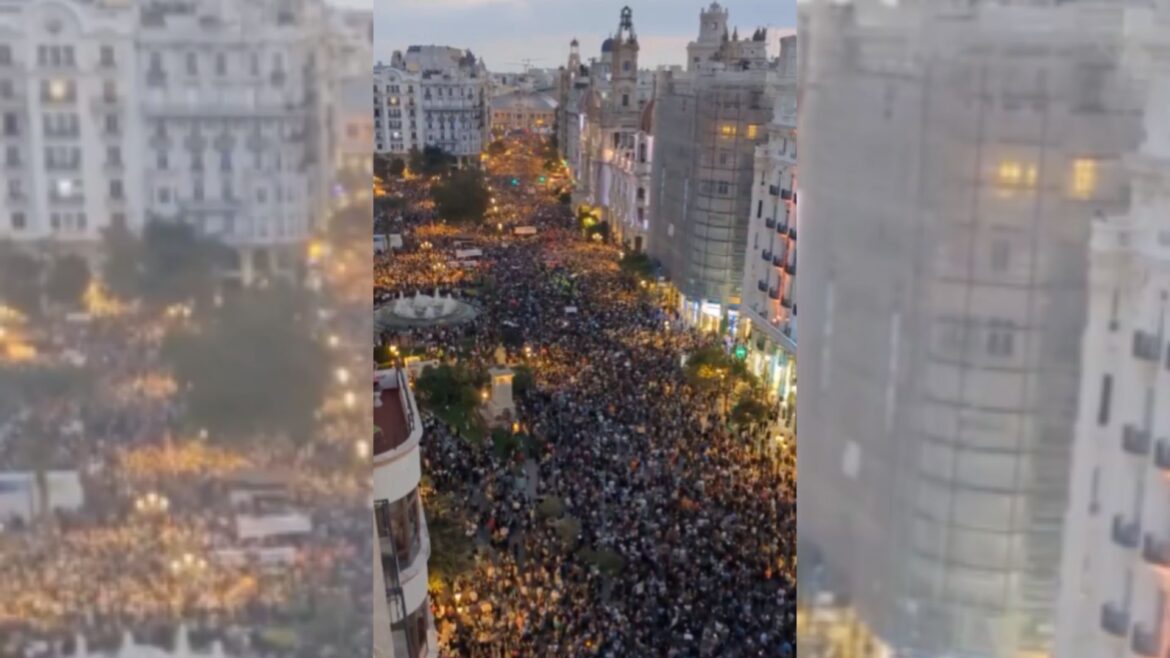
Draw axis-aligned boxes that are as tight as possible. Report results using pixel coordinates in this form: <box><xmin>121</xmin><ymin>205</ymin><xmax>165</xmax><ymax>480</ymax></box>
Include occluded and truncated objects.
<box><xmin>379</xmin><ymin>135</ymin><xmax>797</xmax><ymax>657</ymax></box>
<box><xmin>0</xmin><ymin>255</ymin><xmax>371</xmax><ymax>654</ymax></box>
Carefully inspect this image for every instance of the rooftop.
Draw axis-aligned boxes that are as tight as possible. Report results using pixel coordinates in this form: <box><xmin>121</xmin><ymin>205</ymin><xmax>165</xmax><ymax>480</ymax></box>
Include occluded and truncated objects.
<box><xmin>373</xmin><ymin>369</ymin><xmax>414</xmax><ymax>455</ymax></box>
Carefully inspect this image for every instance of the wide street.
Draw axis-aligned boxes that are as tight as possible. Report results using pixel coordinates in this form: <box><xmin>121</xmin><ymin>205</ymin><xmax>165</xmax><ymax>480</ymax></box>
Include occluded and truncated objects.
<box><xmin>376</xmin><ymin>134</ymin><xmax>797</xmax><ymax>657</ymax></box>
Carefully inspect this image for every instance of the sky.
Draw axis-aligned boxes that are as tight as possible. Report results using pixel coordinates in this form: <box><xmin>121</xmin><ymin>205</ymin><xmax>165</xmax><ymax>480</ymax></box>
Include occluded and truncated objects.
<box><xmin>364</xmin><ymin>0</ymin><xmax>796</xmax><ymax>73</ymax></box>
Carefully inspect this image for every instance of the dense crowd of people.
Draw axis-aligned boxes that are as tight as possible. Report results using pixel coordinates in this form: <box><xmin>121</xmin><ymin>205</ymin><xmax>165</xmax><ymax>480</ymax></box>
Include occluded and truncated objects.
<box><xmin>378</xmin><ymin>135</ymin><xmax>797</xmax><ymax>657</ymax></box>
<box><xmin>0</xmin><ymin>224</ymin><xmax>371</xmax><ymax>655</ymax></box>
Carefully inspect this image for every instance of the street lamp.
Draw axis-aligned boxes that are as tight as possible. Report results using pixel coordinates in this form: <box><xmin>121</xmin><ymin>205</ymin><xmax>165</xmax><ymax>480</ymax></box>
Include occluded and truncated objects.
<box><xmin>336</xmin><ymin>367</ymin><xmax>351</xmax><ymax>385</ymax></box>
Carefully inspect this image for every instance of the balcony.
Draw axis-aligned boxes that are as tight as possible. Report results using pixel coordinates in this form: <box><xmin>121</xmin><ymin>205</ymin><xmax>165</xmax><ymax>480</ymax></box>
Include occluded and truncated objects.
<box><xmin>772</xmin><ymin>254</ymin><xmax>784</xmax><ymax>268</ymax></box>
<box><xmin>1100</xmin><ymin>603</ymin><xmax>1129</xmax><ymax>638</ymax></box>
<box><xmin>781</xmin><ymin>294</ymin><xmax>794</xmax><ymax>309</ymax></box>
<box><xmin>1113</xmin><ymin>514</ymin><xmax>1141</xmax><ymax>549</ymax></box>
<box><xmin>1134</xmin><ymin>330</ymin><xmax>1162</xmax><ymax>362</ymax></box>
<box><xmin>785</xmin><ymin>260</ymin><xmax>797</xmax><ymax>276</ymax></box>
<box><xmin>776</xmin><ymin>222</ymin><xmax>788</xmax><ymax>235</ymax></box>
<box><xmin>764</xmin><ymin>217</ymin><xmax>776</xmax><ymax>229</ymax></box>
<box><xmin>1122</xmin><ymin>424</ymin><xmax>1152</xmax><ymax>456</ymax></box>
<box><xmin>1143</xmin><ymin>534</ymin><xmax>1170</xmax><ymax>568</ymax></box>
<box><xmin>1131</xmin><ymin>624</ymin><xmax>1160</xmax><ymax>658</ymax></box>
<box><xmin>788</xmin><ymin>225</ymin><xmax>797</xmax><ymax>240</ymax></box>
<box><xmin>780</xmin><ymin>188</ymin><xmax>792</xmax><ymax>200</ymax></box>
<box><xmin>768</xmin><ymin>287</ymin><xmax>780</xmax><ymax>301</ymax></box>
<box><xmin>761</xmin><ymin>250</ymin><xmax>772</xmax><ymax>262</ymax></box>
<box><xmin>757</xmin><ymin>280</ymin><xmax>767</xmax><ymax>293</ymax></box>
<box><xmin>1155</xmin><ymin>440</ymin><xmax>1170</xmax><ymax>472</ymax></box>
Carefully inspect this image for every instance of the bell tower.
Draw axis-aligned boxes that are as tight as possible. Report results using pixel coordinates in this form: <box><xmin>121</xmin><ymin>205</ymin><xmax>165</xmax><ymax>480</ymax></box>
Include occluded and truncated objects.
<box><xmin>610</xmin><ymin>6</ymin><xmax>639</xmax><ymax>116</ymax></box>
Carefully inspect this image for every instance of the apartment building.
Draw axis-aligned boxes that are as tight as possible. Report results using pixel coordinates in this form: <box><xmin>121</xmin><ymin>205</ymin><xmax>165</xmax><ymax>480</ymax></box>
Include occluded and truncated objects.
<box><xmin>0</xmin><ymin>0</ymin><xmax>139</xmax><ymax>244</ymax></box>
<box><xmin>373</xmin><ymin>368</ymin><xmax>437</xmax><ymax>658</ymax></box>
<box><xmin>797</xmin><ymin>1</ymin><xmax>1138</xmax><ymax>656</ymax></box>
<box><xmin>490</xmin><ymin>91</ymin><xmax>557</xmax><ymax>136</ymax></box>
<box><xmin>737</xmin><ymin>36</ymin><xmax>798</xmax><ymax>436</ymax></box>
<box><xmin>1055</xmin><ymin>6</ymin><xmax>1170</xmax><ymax>656</ymax></box>
<box><xmin>373</xmin><ymin>46</ymin><xmax>489</xmax><ymax>167</ymax></box>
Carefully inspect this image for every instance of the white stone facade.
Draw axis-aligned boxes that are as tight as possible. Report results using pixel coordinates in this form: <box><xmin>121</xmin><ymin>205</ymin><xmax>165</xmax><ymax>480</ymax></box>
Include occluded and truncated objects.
<box><xmin>373</xmin><ymin>46</ymin><xmax>489</xmax><ymax>166</ymax></box>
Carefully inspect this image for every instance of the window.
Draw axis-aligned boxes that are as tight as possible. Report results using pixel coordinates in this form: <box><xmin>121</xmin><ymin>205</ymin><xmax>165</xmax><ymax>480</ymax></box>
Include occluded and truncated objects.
<box><xmin>157</xmin><ymin>150</ymin><xmax>169</xmax><ymax>170</ymax></box>
<box><xmin>107</xmin><ymin>146</ymin><xmax>121</xmax><ymax>166</ymax></box>
<box><xmin>0</xmin><ymin>45</ymin><xmax>9</xmax><ymax>66</ymax></box>
<box><xmin>622</xmin><ymin>94</ymin><xmax>629</xmax><ymax>107</ymax></box>
<box><xmin>3</xmin><ymin>112</ymin><xmax>18</xmax><ymax>136</ymax></box>
<box><xmin>1070</xmin><ymin>158</ymin><xmax>1097</xmax><ymax>199</ymax></box>
<box><xmin>104</xmin><ymin>114</ymin><xmax>119</xmax><ymax>135</ymax></box>
<box><xmin>220</xmin><ymin>150</ymin><xmax>232</xmax><ymax>171</ymax></box>
<box><xmin>986</xmin><ymin>319</ymin><xmax>1015</xmax><ymax>357</ymax></box>
<box><xmin>10</xmin><ymin>212</ymin><xmax>25</xmax><ymax>230</ymax></box>
<box><xmin>100</xmin><ymin>45</ymin><xmax>115</xmax><ymax>67</ymax></box>
<box><xmin>4</xmin><ymin>146</ymin><xmax>19</xmax><ymax>167</ymax></box>
<box><xmin>990</xmin><ymin>238</ymin><xmax>1010</xmax><ymax>271</ymax></box>
<box><xmin>109</xmin><ymin>180</ymin><xmax>123</xmax><ymax>200</ymax></box>
<box><xmin>216</xmin><ymin>53</ymin><xmax>227</xmax><ymax>76</ymax></box>
<box><xmin>1097</xmin><ymin>374</ymin><xmax>1112</xmax><ymax>426</ymax></box>
<box><xmin>186</xmin><ymin>52</ymin><xmax>198</xmax><ymax>76</ymax></box>
<box><xmin>717</xmin><ymin>181</ymin><xmax>730</xmax><ymax>195</ymax></box>
<box><xmin>720</xmin><ymin>123</ymin><xmax>737</xmax><ymax>137</ymax></box>
<box><xmin>746</xmin><ymin>124</ymin><xmax>759</xmax><ymax>139</ymax></box>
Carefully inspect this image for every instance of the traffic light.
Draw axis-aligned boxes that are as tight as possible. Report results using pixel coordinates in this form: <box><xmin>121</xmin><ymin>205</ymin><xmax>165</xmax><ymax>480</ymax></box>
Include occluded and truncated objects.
<box><xmin>538</xmin><ymin>176</ymin><xmax>546</xmax><ymax>184</ymax></box>
<box><xmin>511</xmin><ymin>178</ymin><xmax>519</xmax><ymax>186</ymax></box>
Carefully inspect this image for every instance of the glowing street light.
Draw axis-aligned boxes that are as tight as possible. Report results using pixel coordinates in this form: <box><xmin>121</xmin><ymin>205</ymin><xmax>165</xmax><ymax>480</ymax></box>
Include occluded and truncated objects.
<box><xmin>135</xmin><ymin>491</ymin><xmax>170</xmax><ymax>515</ymax></box>
<box><xmin>336</xmin><ymin>367</ymin><xmax>351</xmax><ymax>385</ymax></box>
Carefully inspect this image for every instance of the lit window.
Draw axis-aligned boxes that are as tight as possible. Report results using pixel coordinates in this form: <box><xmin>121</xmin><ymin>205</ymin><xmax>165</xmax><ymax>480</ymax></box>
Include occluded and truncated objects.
<box><xmin>48</xmin><ymin>79</ymin><xmax>69</xmax><ymax>101</ymax></box>
<box><xmin>720</xmin><ymin>124</ymin><xmax>737</xmax><ymax>137</ymax></box>
<box><xmin>746</xmin><ymin>124</ymin><xmax>759</xmax><ymax>139</ymax></box>
<box><xmin>997</xmin><ymin>161</ymin><xmax>1022</xmax><ymax>187</ymax></box>
<box><xmin>1071</xmin><ymin>158</ymin><xmax>1097</xmax><ymax>199</ymax></box>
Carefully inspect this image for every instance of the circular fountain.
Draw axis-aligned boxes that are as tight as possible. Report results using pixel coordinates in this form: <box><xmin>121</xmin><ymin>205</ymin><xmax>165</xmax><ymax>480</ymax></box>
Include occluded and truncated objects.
<box><xmin>375</xmin><ymin>289</ymin><xmax>479</xmax><ymax>330</ymax></box>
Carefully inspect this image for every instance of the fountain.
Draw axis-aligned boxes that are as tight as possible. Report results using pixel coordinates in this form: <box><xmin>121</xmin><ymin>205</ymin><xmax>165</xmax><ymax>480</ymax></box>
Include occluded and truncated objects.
<box><xmin>376</xmin><ymin>290</ymin><xmax>479</xmax><ymax>330</ymax></box>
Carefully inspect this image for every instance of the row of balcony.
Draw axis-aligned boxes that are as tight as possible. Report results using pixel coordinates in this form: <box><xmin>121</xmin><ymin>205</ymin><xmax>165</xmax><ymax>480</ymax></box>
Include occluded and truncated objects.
<box><xmin>1120</xmin><ymin>424</ymin><xmax>1170</xmax><ymax>471</ymax></box>
<box><xmin>1101</xmin><ymin>604</ymin><xmax>1164</xmax><ymax>657</ymax></box>
<box><xmin>1112</xmin><ymin>514</ymin><xmax>1170</xmax><ymax>567</ymax></box>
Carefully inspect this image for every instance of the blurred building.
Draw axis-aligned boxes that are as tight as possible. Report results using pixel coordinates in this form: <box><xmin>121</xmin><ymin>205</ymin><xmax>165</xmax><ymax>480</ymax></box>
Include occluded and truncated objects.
<box><xmin>0</xmin><ymin>0</ymin><xmax>139</xmax><ymax>245</ymax></box>
<box><xmin>555</xmin><ymin>38</ymin><xmax>589</xmax><ymax>183</ymax></box>
<box><xmin>1055</xmin><ymin>6</ymin><xmax>1170</xmax><ymax>657</ymax></box>
<box><xmin>798</xmin><ymin>1</ymin><xmax>1137</xmax><ymax>656</ymax></box>
<box><xmin>490</xmin><ymin>91</ymin><xmax>557</xmax><ymax>135</ymax></box>
<box><xmin>737</xmin><ymin>35</ymin><xmax>798</xmax><ymax>436</ymax></box>
<box><xmin>373</xmin><ymin>46</ymin><xmax>489</xmax><ymax>167</ymax></box>
<box><xmin>648</xmin><ymin>5</ymin><xmax>774</xmax><ymax>333</ymax></box>
<box><xmin>373</xmin><ymin>368</ymin><xmax>437</xmax><ymax>658</ymax></box>
<box><xmin>0</xmin><ymin>0</ymin><xmax>371</xmax><ymax>284</ymax></box>
<box><xmin>489</xmin><ymin>69</ymin><xmax>555</xmax><ymax>96</ymax></box>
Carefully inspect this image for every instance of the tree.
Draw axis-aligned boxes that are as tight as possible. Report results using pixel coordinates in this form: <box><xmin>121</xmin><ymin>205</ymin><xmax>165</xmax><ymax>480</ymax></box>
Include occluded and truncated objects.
<box><xmin>432</xmin><ymin>168</ymin><xmax>490</xmax><ymax>224</ymax></box>
<box><xmin>619</xmin><ymin>251</ymin><xmax>654</xmax><ymax>282</ymax></box>
<box><xmin>487</xmin><ymin>139</ymin><xmax>507</xmax><ymax>157</ymax></box>
<box><xmin>102</xmin><ymin>222</ymin><xmax>229</xmax><ymax>309</ymax></box>
<box><xmin>162</xmin><ymin>283</ymin><xmax>329</xmax><ymax>444</ymax></box>
<box><xmin>0</xmin><ymin>241</ymin><xmax>43</xmax><ymax>316</ymax></box>
<box><xmin>45</xmin><ymin>254</ymin><xmax>90</xmax><ymax>307</ymax></box>
<box><xmin>373</xmin><ymin>155</ymin><xmax>390</xmax><ymax>182</ymax></box>
<box><xmin>389</xmin><ymin>158</ymin><xmax>406</xmax><ymax>178</ymax></box>
<box><xmin>101</xmin><ymin>224</ymin><xmax>142</xmax><ymax>302</ymax></box>
<box><xmin>731</xmin><ymin>396</ymin><xmax>773</xmax><ymax>429</ymax></box>
<box><xmin>414</xmin><ymin>363</ymin><xmax>483</xmax><ymax>438</ymax></box>
<box><xmin>512</xmin><ymin>365</ymin><xmax>534</xmax><ymax>400</ymax></box>
<box><xmin>426</xmin><ymin>492</ymin><xmax>476</xmax><ymax>590</ymax></box>
<box><xmin>408</xmin><ymin>146</ymin><xmax>454</xmax><ymax>177</ymax></box>
<box><xmin>0</xmin><ymin>363</ymin><xmax>92</xmax><ymax>525</ymax></box>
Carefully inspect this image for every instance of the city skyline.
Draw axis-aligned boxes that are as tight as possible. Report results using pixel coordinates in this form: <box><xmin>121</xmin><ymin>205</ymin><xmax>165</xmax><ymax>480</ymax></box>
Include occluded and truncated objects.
<box><xmin>374</xmin><ymin>0</ymin><xmax>794</xmax><ymax>71</ymax></box>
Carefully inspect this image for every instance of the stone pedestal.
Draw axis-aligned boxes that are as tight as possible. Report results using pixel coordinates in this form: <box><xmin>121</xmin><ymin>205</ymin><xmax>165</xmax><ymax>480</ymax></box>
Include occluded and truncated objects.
<box><xmin>480</xmin><ymin>365</ymin><xmax>516</xmax><ymax>427</ymax></box>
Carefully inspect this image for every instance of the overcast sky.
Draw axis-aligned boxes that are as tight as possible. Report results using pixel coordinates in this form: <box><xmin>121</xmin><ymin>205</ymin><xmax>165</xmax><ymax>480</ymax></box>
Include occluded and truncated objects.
<box><xmin>363</xmin><ymin>0</ymin><xmax>796</xmax><ymax>73</ymax></box>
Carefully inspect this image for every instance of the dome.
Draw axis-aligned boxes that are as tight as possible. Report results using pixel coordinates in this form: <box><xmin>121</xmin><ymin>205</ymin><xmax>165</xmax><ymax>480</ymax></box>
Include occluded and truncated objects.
<box><xmin>570</xmin><ymin>38</ymin><xmax>579</xmax><ymax>47</ymax></box>
<box><xmin>601</xmin><ymin>37</ymin><xmax>614</xmax><ymax>53</ymax></box>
